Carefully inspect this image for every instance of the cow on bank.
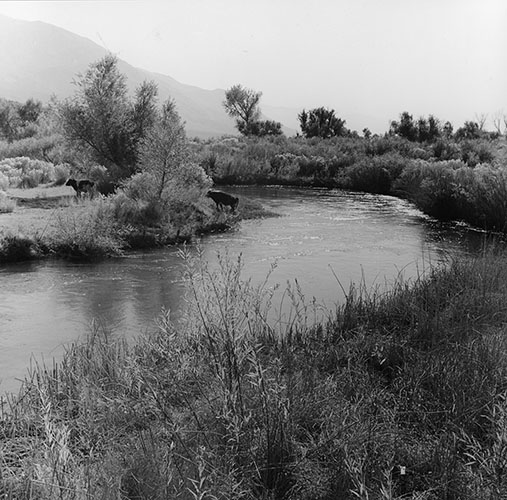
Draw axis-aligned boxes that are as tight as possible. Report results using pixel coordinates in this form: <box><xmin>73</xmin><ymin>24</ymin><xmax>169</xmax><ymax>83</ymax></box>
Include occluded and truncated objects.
<box><xmin>206</xmin><ymin>190</ymin><xmax>239</xmax><ymax>212</ymax></box>
<box><xmin>66</xmin><ymin>178</ymin><xmax>95</xmax><ymax>197</ymax></box>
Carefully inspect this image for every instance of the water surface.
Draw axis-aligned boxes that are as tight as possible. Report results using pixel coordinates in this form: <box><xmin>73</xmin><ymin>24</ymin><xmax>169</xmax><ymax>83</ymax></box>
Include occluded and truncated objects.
<box><xmin>0</xmin><ymin>187</ymin><xmax>484</xmax><ymax>393</ymax></box>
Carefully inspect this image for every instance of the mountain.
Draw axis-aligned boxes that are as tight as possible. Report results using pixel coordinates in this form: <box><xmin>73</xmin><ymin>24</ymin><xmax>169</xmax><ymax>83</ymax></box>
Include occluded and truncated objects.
<box><xmin>0</xmin><ymin>15</ymin><xmax>298</xmax><ymax>138</ymax></box>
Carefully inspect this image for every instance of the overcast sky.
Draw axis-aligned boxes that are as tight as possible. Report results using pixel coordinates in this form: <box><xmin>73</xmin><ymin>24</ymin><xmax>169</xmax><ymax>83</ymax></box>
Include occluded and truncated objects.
<box><xmin>0</xmin><ymin>0</ymin><xmax>505</xmax><ymax>131</ymax></box>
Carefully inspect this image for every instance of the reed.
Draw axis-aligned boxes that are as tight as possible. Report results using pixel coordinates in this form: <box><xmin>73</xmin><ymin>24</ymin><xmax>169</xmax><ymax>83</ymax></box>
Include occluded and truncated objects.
<box><xmin>2</xmin><ymin>248</ymin><xmax>507</xmax><ymax>498</ymax></box>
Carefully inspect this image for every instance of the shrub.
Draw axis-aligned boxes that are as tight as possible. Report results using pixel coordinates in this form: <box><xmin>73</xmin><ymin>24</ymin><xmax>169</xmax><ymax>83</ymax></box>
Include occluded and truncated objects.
<box><xmin>344</xmin><ymin>154</ymin><xmax>406</xmax><ymax>194</ymax></box>
<box><xmin>49</xmin><ymin>197</ymin><xmax>125</xmax><ymax>258</ymax></box>
<box><xmin>0</xmin><ymin>171</ymin><xmax>8</xmax><ymax>191</ymax></box>
<box><xmin>0</xmin><ymin>231</ymin><xmax>43</xmax><ymax>261</ymax></box>
<box><xmin>0</xmin><ymin>156</ymin><xmax>56</xmax><ymax>187</ymax></box>
<box><xmin>0</xmin><ymin>191</ymin><xmax>16</xmax><ymax>213</ymax></box>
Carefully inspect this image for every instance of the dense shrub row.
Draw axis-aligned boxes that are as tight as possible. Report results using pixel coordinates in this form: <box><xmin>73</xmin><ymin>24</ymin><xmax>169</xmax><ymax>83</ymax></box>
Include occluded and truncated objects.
<box><xmin>0</xmin><ymin>156</ymin><xmax>69</xmax><ymax>188</ymax></box>
<box><xmin>194</xmin><ymin>134</ymin><xmax>507</xmax><ymax>232</ymax></box>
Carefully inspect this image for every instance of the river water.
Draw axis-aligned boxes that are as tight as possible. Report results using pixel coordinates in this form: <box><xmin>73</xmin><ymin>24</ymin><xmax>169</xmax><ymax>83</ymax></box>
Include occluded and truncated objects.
<box><xmin>0</xmin><ymin>186</ymin><xmax>484</xmax><ymax>393</ymax></box>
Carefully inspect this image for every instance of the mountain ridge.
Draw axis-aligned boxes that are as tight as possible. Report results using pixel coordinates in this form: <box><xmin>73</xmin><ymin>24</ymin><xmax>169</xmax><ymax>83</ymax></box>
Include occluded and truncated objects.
<box><xmin>0</xmin><ymin>14</ymin><xmax>299</xmax><ymax>138</ymax></box>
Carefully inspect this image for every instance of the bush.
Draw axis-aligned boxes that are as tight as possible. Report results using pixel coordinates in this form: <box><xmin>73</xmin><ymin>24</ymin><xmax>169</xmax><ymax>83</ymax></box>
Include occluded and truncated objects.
<box><xmin>344</xmin><ymin>154</ymin><xmax>406</xmax><ymax>194</ymax></box>
<box><xmin>0</xmin><ymin>232</ymin><xmax>43</xmax><ymax>261</ymax></box>
<box><xmin>0</xmin><ymin>171</ymin><xmax>8</xmax><ymax>191</ymax></box>
<box><xmin>49</xmin><ymin>197</ymin><xmax>125</xmax><ymax>258</ymax></box>
<box><xmin>0</xmin><ymin>156</ymin><xmax>57</xmax><ymax>188</ymax></box>
<box><xmin>0</xmin><ymin>191</ymin><xmax>16</xmax><ymax>213</ymax></box>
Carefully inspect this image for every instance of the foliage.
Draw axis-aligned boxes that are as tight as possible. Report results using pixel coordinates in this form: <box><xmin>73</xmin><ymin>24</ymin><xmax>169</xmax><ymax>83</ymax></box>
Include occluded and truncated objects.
<box><xmin>238</xmin><ymin>119</ymin><xmax>283</xmax><ymax>137</ymax></box>
<box><xmin>58</xmin><ymin>54</ymin><xmax>158</xmax><ymax>179</ymax></box>
<box><xmin>0</xmin><ymin>231</ymin><xmax>43</xmax><ymax>260</ymax></box>
<box><xmin>0</xmin><ymin>191</ymin><xmax>16</xmax><ymax>213</ymax></box>
<box><xmin>48</xmin><ymin>196</ymin><xmax>125</xmax><ymax>258</ymax></box>
<box><xmin>390</xmin><ymin>111</ymin><xmax>443</xmax><ymax>142</ymax></box>
<box><xmin>138</xmin><ymin>99</ymin><xmax>189</xmax><ymax>200</ymax></box>
<box><xmin>0</xmin><ymin>98</ymin><xmax>43</xmax><ymax>143</ymax></box>
<box><xmin>0</xmin><ymin>157</ymin><xmax>59</xmax><ymax>188</ymax></box>
<box><xmin>223</xmin><ymin>84</ymin><xmax>262</xmax><ymax>134</ymax></box>
<box><xmin>298</xmin><ymin>107</ymin><xmax>348</xmax><ymax>138</ymax></box>
<box><xmin>4</xmin><ymin>250</ymin><xmax>507</xmax><ymax>497</ymax></box>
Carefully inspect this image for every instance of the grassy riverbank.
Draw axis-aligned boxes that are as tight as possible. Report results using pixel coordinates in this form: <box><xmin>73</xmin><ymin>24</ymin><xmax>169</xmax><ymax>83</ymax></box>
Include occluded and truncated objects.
<box><xmin>194</xmin><ymin>135</ymin><xmax>507</xmax><ymax>234</ymax></box>
<box><xmin>0</xmin><ymin>184</ymin><xmax>274</xmax><ymax>263</ymax></box>
<box><xmin>2</xmin><ymin>248</ymin><xmax>507</xmax><ymax>499</ymax></box>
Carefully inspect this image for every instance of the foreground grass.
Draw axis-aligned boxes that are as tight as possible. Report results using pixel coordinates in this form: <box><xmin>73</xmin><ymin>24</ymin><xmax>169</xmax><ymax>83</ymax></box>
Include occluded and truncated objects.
<box><xmin>2</xmin><ymin>249</ymin><xmax>507</xmax><ymax>499</ymax></box>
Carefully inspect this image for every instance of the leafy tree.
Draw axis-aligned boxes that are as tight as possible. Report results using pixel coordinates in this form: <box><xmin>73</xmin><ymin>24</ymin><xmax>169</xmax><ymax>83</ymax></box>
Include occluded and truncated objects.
<box><xmin>390</xmin><ymin>112</ymin><xmax>417</xmax><ymax>141</ymax></box>
<box><xmin>138</xmin><ymin>99</ymin><xmax>188</xmax><ymax>200</ymax></box>
<box><xmin>238</xmin><ymin>119</ymin><xmax>283</xmax><ymax>137</ymax></box>
<box><xmin>0</xmin><ymin>101</ymin><xmax>20</xmax><ymax>142</ymax></box>
<box><xmin>18</xmin><ymin>99</ymin><xmax>42</xmax><ymax>123</ymax></box>
<box><xmin>442</xmin><ymin>121</ymin><xmax>454</xmax><ymax>139</ymax></box>
<box><xmin>223</xmin><ymin>84</ymin><xmax>262</xmax><ymax>134</ymax></box>
<box><xmin>427</xmin><ymin>115</ymin><xmax>441</xmax><ymax>142</ymax></box>
<box><xmin>59</xmin><ymin>54</ymin><xmax>158</xmax><ymax>179</ymax></box>
<box><xmin>298</xmin><ymin>107</ymin><xmax>347</xmax><ymax>139</ymax></box>
<box><xmin>455</xmin><ymin>121</ymin><xmax>481</xmax><ymax>140</ymax></box>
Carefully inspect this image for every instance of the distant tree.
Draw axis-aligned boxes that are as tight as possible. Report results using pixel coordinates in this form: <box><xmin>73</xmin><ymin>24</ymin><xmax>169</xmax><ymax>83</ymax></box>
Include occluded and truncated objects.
<box><xmin>442</xmin><ymin>121</ymin><xmax>454</xmax><ymax>139</ymax></box>
<box><xmin>417</xmin><ymin>117</ymin><xmax>430</xmax><ymax>142</ymax></box>
<box><xmin>298</xmin><ymin>107</ymin><xmax>347</xmax><ymax>139</ymax></box>
<box><xmin>0</xmin><ymin>101</ymin><xmax>20</xmax><ymax>142</ymax></box>
<box><xmin>492</xmin><ymin>111</ymin><xmax>504</xmax><ymax>135</ymax></box>
<box><xmin>362</xmin><ymin>128</ymin><xmax>372</xmax><ymax>139</ymax></box>
<box><xmin>390</xmin><ymin>112</ymin><xmax>417</xmax><ymax>141</ymax></box>
<box><xmin>18</xmin><ymin>98</ymin><xmax>42</xmax><ymax>123</ymax></box>
<box><xmin>59</xmin><ymin>54</ymin><xmax>158</xmax><ymax>179</ymax></box>
<box><xmin>223</xmin><ymin>84</ymin><xmax>262</xmax><ymax>134</ymax></box>
<box><xmin>475</xmin><ymin>112</ymin><xmax>488</xmax><ymax>131</ymax></box>
<box><xmin>427</xmin><ymin>115</ymin><xmax>441</xmax><ymax>142</ymax></box>
<box><xmin>239</xmin><ymin>119</ymin><xmax>283</xmax><ymax>137</ymax></box>
<box><xmin>455</xmin><ymin>121</ymin><xmax>481</xmax><ymax>140</ymax></box>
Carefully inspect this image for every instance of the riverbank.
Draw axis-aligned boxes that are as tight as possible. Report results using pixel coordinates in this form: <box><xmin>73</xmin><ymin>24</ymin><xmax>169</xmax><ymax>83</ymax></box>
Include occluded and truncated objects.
<box><xmin>0</xmin><ymin>185</ymin><xmax>277</xmax><ymax>263</ymax></box>
<box><xmin>195</xmin><ymin>135</ymin><xmax>507</xmax><ymax>235</ymax></box>
<box><xmin>2</xmin><ymin>248</ymin><xmax>507</xmax><ymax>498</ymax></box>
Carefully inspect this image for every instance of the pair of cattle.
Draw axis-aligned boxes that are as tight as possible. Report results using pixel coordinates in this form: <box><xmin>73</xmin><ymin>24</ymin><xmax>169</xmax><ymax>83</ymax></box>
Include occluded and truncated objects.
<box><xmin>66</xmin><ymin>178</ymin><xmax>95</xmax><ymax>197</ymax></box>
<box><xmin>66</xmin><ymin>179</ymin><xmax>239</xmax><ymax>213</ymax></box>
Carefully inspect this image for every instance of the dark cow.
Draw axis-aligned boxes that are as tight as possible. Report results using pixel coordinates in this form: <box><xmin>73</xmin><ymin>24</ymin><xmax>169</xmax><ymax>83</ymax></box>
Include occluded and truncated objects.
<box><xmin>207</xmin><ymin>190</ymin><xmax>239</xmax><ymax>212</ymax></box>
<box><xmin>66</xmin><ymin>178</ymin><xmax>95</xmax><ymax>197</ymax></box>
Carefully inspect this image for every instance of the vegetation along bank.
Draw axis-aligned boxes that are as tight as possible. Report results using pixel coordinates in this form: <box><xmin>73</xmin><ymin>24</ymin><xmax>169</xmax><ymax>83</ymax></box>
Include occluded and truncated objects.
<box><xmin>2</xmin><ymin>53</ymin><xmax>507</xmax><ymax>498</ymax></box>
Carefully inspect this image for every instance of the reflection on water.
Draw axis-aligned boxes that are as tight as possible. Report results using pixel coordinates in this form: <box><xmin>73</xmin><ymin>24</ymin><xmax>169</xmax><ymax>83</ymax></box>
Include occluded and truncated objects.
<box><xmin>0</xmin><ymin>186</ymin><xmax>486</xmax><ymax>393</ymax></box>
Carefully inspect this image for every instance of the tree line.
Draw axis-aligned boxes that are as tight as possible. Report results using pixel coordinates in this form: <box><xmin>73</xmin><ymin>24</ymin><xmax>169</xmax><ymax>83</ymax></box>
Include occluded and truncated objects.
<box><xmin>224</xmin><ymin>83</ymin><xmax>506</xmax><ymax>141</ymax></box>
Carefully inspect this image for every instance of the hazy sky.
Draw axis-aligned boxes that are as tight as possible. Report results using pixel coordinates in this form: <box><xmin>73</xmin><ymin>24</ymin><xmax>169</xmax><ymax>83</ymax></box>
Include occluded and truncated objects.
<box><xmin>0</xmin><ymin>0</ymin><xmax>505</xmax><ymax>131</ymax></box>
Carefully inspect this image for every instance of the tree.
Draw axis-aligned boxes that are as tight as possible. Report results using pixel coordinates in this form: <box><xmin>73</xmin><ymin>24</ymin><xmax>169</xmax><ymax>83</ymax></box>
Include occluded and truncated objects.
<box><xmin>59</xmin><ymin>54</ymin><xmax>158</xmax><ymax>179</ymax></box>
<box><xmin>390</xmin><ymin>112</ymin><xmax>417</xmax><ymax>141</ymax></box>
<box><xmin>455</xmin><ymin>121</ymin><xmax>481</xmax><ymax>140</ymax></box>
<box><xmin>238</xmin><ymin>119</ymin><xmax>283</xmax><ymax>137</ymax></box>
<box><xmin>298</xmin><ymin>107</ymin><xmax>347</xmax><ymax>139</ymax></box>
<box><xmin>138</xmin><ymin>99</ymin><xmax>188</xmax><ymax>200</ymax></box>
<box><xmin>0</xmin><ymin>101</ymin><xmax>20</xmax><ymax>142</ymax></box>
<box><xmin>223</xmin><ymin>84</ymin><xmax>262</xmax><ymax>133</ymax></box>
<box><xmin>18</xmin><ymin>98</ymin><xmax>42</xmax><ymax>123</ymax></box>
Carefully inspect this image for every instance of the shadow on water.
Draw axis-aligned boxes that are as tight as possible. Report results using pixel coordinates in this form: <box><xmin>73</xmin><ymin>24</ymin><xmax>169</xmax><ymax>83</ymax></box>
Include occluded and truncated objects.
<box><xmin>0</xmin><ymin>186</ymin><xmax>491</xmax><ymax>393</ymax></box>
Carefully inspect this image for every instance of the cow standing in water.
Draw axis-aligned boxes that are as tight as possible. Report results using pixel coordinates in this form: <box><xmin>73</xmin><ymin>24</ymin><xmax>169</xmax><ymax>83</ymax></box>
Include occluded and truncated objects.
<box><xmin>207</xmin><ymin>190</ymin><xmax>239</xmax><ymax>212</ymax></box>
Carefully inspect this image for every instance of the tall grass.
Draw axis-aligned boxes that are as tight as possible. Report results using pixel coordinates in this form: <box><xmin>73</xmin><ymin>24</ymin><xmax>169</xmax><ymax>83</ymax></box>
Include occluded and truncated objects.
<box><xmin>2</xmin><ymin>248</ymin><xmax>507</xmax><ymax>498</ymax></box>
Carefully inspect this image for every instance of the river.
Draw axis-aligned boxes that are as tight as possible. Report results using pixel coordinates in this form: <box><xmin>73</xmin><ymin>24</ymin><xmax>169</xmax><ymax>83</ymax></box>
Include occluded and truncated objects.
<box><xmin>0</xmin><ymin>186</ymin><xmax>484</xmax><ymax>394</ymax></box>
